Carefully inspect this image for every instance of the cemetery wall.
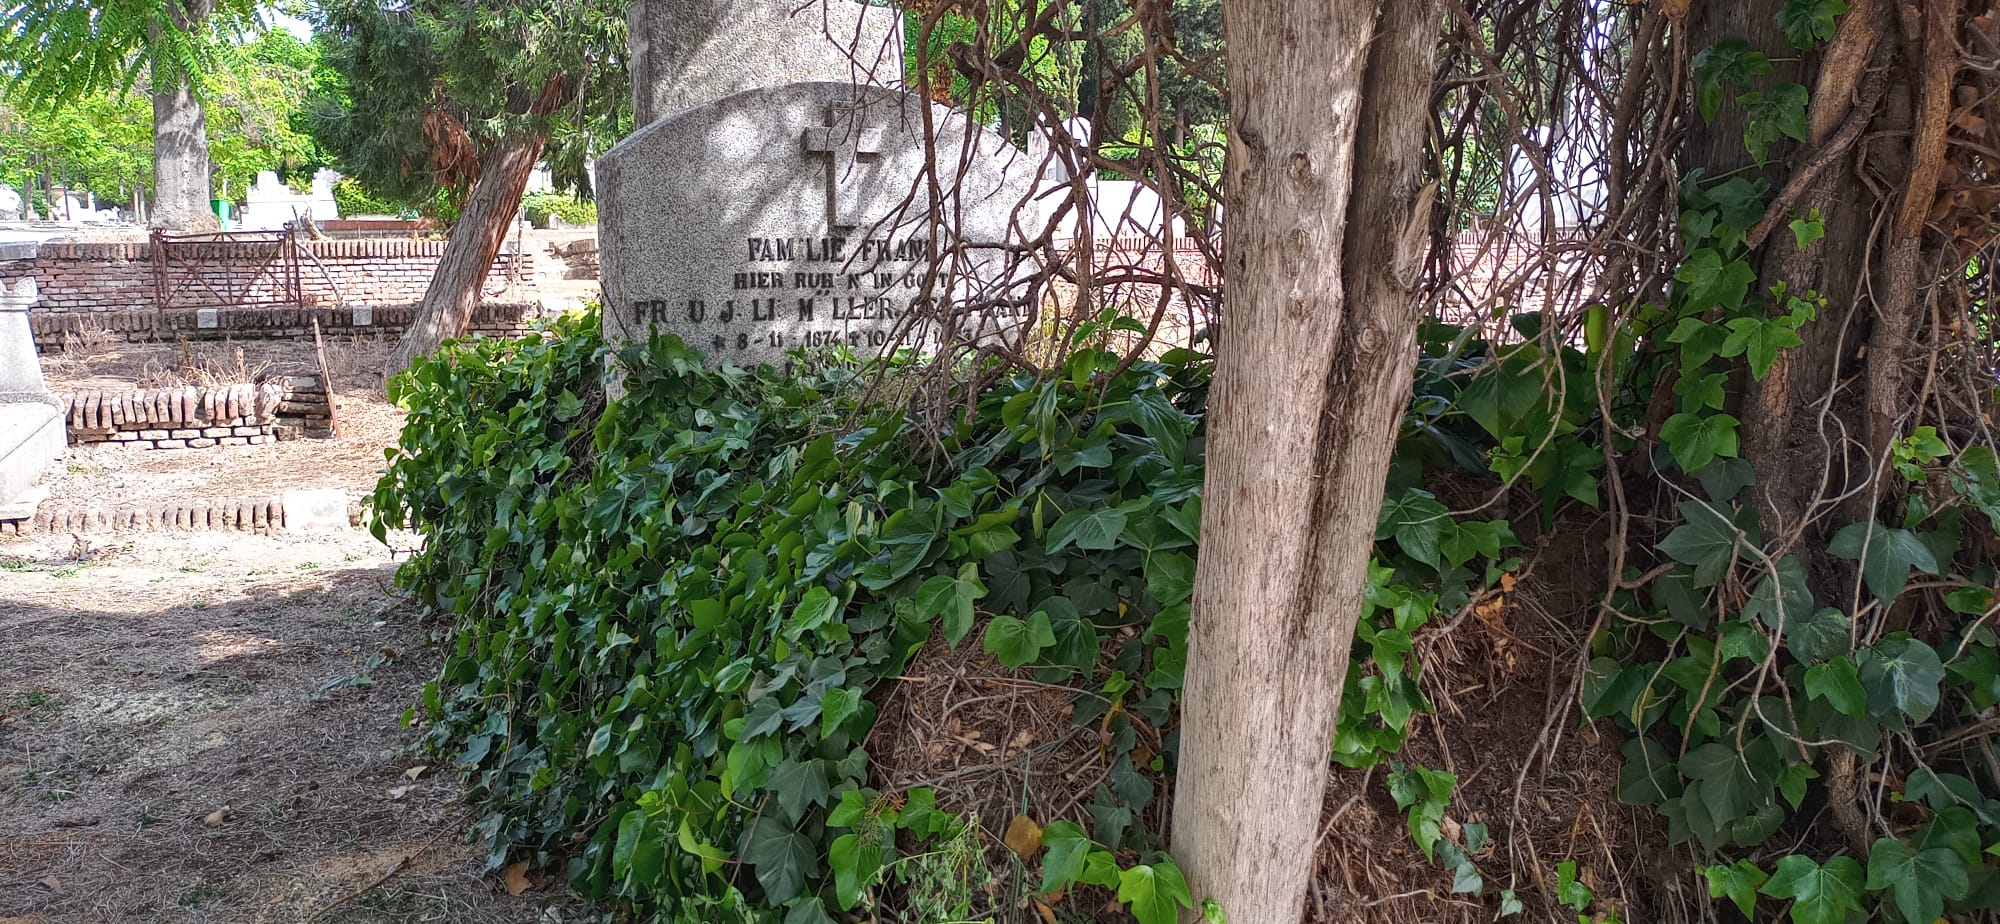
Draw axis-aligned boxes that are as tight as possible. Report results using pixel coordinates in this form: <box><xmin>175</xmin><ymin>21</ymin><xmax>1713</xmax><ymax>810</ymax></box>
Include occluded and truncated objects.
<box><xmin>29</xmin><ymin>301</ymin><xmax>539</xmax><ymax>351</ymax></box>
<box><xmin>56</xmin><ymin>374</ymin><xmax>335</xmax><ymax>450</ymax></box>
<box><xmin>1</xmin><ymin>239</ymin><xmax>531</xmax><ymax>315</ymax></box>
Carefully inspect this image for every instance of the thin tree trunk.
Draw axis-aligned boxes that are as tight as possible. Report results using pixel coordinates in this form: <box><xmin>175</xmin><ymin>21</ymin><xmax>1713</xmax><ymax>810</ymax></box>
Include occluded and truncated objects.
<box><xmin>1170</xmin><ymin>0</ymin><xmax>1439</xmax><ymax>920</ymax></box>
<box><xmin>149</xmin><ymin>0</ymin><xmax>217</xmax><ymax>232</ymax></box>
<box><xmin>386</xmin><ymin>133</ymin><xmax>545</xmax><ymax>381</ymax></box>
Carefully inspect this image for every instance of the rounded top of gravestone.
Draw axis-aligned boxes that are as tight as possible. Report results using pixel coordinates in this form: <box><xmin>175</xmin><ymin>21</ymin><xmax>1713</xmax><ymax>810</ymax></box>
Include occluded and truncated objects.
<box><xmin>628</xmin><ymin>0</ymin><xmax>904</xmax><ymax>127</ymax></box>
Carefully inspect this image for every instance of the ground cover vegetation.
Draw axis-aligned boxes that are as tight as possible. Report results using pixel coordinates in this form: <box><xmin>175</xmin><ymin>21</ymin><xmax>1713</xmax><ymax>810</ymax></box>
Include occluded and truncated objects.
<box><xmin>371</xmin><ymin>310</ymin><xmax>1530</xmax><ymax>922</ymax></box>
<box><xmin>364</xmin><ymin>0</ymin><xmax>2000</xmax><ymax>922</ymax></box>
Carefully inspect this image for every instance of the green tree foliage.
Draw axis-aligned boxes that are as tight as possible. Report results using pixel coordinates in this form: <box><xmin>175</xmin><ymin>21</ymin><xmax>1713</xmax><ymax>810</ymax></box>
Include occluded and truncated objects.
<box><xmin>305</xmin><ymin>0</ymin><xmax>627</xmax><ymax>208</ymax></box>
<box><xmin>0</xmin><ymin>28</ymin><xmax>322</xmax><ymax>209</ymax></box>
<box><xmin>0</xmin><ymin>0</ymin><xmax>257</xmax><ymax>111</ymax></box>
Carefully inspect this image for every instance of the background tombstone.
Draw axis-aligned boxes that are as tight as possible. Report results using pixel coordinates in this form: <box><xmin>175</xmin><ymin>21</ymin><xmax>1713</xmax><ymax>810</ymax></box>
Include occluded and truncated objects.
<box><xmin>628</xmin><ymin>0</ymin><xmax>903</xmax><ymax>128</ymax></box>
<box><xmin>597</xmin><ymin>81</ymin><xmax>1047</xmax><ymax>379</ymax></box>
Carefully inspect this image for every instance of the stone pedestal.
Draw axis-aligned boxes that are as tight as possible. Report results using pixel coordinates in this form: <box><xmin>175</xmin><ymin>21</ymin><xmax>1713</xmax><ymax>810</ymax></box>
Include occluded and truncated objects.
<box><xmin>0</xmin><ymin>278</ymin><xmax>63</xmax><ymax>519</ymax></box>
<box><xmin>628</xmin><ymin>0</ymin><xmax>903</xmax><ymax>128</ymax></box>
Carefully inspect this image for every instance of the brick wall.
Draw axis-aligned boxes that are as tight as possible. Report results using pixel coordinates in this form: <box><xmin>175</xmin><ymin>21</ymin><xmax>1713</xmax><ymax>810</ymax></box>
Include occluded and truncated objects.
<box><xmin>30</xmin><ymin>301</ymin><xmax>539</xmax><ymax>350</ymax></box>
<box><xmin>1</xmin><ymin>238</ymin><xmax>532</xmax><ymax>315</ymax></box>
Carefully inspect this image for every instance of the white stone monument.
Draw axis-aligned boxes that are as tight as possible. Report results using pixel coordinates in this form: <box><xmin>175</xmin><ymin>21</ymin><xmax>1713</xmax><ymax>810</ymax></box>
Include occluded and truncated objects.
<box><xmin>0</xmin><ymin>278</ymin><xmax>64</xmax><ymax>521</ymax></box>
<box><xmin>239</xmin><ymin>169</ymin><xmax>343</xmax><ymax>231</ymax></box>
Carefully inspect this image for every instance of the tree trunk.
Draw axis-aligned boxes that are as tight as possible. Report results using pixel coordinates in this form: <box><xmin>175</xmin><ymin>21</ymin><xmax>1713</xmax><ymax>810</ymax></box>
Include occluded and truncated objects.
<box><xmin>149</xmin><ymin>0</ymin><xmax>218</xmax><ymax>232</ymax></box>
<box><xmin>1170</xmin><ymin>0</ymin><xmax>1440</xmax><ymax>920</ymax></box>
<box><xmin>386</xmin><ymin>133</ymin><xmax>546</xmax><ymax>381</ymax></box>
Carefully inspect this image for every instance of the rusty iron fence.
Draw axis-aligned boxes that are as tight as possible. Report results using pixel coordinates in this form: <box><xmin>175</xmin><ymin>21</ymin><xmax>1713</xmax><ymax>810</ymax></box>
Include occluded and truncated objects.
<box><xmin>149</xmin><ymin>228</ymin><xmax>311</xmax><ymax>312</ymax></box>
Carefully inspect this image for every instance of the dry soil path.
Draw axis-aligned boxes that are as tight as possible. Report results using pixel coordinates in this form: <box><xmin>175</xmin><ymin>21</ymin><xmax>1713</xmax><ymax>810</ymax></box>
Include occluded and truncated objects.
<box><xmin>0</xmin><ymin>528</ymin><xmax>577</xmax><ymax>923</ymax></box>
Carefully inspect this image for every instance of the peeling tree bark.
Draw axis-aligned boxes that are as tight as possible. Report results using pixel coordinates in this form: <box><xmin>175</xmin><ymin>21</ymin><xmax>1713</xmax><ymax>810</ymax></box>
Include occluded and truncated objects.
<box><xmin>1169</xmin><ymin>0</ymin><xmax>1441</xmax><ymax>920</ymax></box>
<box><xmin>386</xmin><ymin>133</ymin><xmax>546</xmax><ymax>381</ymax></box>
<box><xmin>1865</xmin><ymin>0</ymin><xmax>1960</xmax><ymax>479</ymax></box>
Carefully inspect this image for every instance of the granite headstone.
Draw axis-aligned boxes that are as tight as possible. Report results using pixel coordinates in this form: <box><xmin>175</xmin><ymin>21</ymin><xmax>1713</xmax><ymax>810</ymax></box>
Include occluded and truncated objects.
<box><xmin>628</xmin><ymin>0</ymin><xmax>903</xmax><ymax>128</ymax></box>
<box><xmin>597</xmin><ymin>81</ymin><xmax>1047</xmax><ymax>375</ymax></box>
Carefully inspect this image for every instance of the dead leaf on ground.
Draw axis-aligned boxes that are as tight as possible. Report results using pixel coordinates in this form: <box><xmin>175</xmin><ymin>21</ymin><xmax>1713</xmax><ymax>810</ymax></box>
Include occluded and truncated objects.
<box><xmin>202</xmin><ymin>807</ymin><xmax>233</xmax><ymax>827</ymax></box>
<box><xmin>37</xmin><ymin>876</ymin><xmax>59</xmax><ymax>893</ymax></box>
<box><xmin>386</xmin><ymin>785</ymin><xmax>413</xmax><ymax>800</ymax></box>
<box><xmin>403</xmin><ymin>764</ymin><xmax>428</xmax><ymax>780</ymax></box>
<box><xmin>1033</xmin><ymin>899</ymin><xmax>1060</xmax><ymax>924</ymax></box>
<box><xmin>1003</xmin><ymin>813</ymin><xmax>1043</xmax><ymax>858</ymax></box>
<box><xmin>503</xmin><ymin>861</ymin><xmax>532</xmax><ymax>896</ymax></box>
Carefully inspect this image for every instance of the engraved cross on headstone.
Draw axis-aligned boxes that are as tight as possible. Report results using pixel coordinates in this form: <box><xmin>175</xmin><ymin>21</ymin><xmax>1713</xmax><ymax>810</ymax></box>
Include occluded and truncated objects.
<box><xmin>803</xmin><ymin>105</ymin><xmax>886</xmax><ymax>228</ymax></box>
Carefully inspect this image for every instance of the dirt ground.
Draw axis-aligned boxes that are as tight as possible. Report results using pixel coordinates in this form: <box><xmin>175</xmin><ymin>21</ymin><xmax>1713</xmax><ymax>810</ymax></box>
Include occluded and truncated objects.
<box><xmin>3</xmin><ymin>332</ymin><xmax>582</xmax><ymax>922</ymax></box>
<box><xmin>0</xmin><ymin>529</ymin><xmax>583</xmax><ymax>923</ymax></box>
<box><xmin>36</xmin><ymin>338</ymin><xmax>408</xmax><ymax>509</ymax></box>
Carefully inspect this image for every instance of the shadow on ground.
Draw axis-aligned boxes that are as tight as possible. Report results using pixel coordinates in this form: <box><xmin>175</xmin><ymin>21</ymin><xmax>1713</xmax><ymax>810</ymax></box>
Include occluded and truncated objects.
<box><xmin>0</xmin><ymin>533</ymin><xmax>580</xmax><ymax>924</ymax></box>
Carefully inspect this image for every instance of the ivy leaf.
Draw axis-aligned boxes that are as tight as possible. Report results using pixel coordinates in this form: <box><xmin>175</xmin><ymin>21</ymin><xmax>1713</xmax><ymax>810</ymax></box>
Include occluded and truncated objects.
<box><xmin>741</xmin><ymin>696</ymin><xmax>785</xmax><ymax>740</ymax></box>
<box><xmin>1126</xmin><ymin>389</ymin><xmax>1191</xmax><ymax>466</ymax></box>
<box><xmin>1777</xmin><ymin>762</ymin><xmax>1816</xmax><ymax>810</ymax></box>
<box><xmin>1670</xmin><ymin>316</ymin><xmax>1733</xmax><ymax>369</ymax></box>
<box><xmin>612</xmin><ymin>810</ymin><xmax>648</xmax><ymax>879</ymax></box>
<box><xmin>1739</xmin><ymin>84</ymin><xmax>1810</xmax><ymax>162</ymax></box>
<box><xmin>1859</xmin><ymin>636</ymin><xmax>1946</xmax><ymax>723</ymax></box>
<box><xmin>820</xmin><ymin>687</ymin><xmax>859</xmax><ymax>737</ymax></box>
<box><xmin>1499</xmin><ymin>890</ymin><xmax>1524</xmax><ymax>916</ymax></box>
<box><xmin>741</xmin><ymin>815</ymin><xmax>815</xmax><ymax>903</ymax></box>
<box><xmin>1377</xmin><ymin>489</ymin><xmax>1451</xmax><ymax>569</ymax></box>
<box><xmin>1759</xmin><ymin>855</ymin><xmax>1864</xmax><ymax>924</ymax></box>
<box><xmin>1804</xmin><ymin>657</ymin><xmax>1866</xmax><ymax>716</ymax></box>
<box><xmin>916</xmin><ymin>562</ymin><xmax>987</xmax><ymax>646</ymax></box>
<box><xmin>828</xmin><ymin>833</ymin><xmax>882</xmax><ymax>910</ymax></box>
<box><xmin>1866</xmin><ymin>838</ymin><xmax>1970</xmax><ymax>924</ymax></box>
<box><xmin>1676</xmin><ymin>371</ymin><xmax>1731</xmax><ymax>412</ymax></box>
<box><xmin>1681</xmin><ymin>742</ymin><xmax>1769</xmax><ymax>820</ymax></box>
<box><xmin>1741</xmin><ymin>555</ymin><xmax>1814</xmax><ymax>637</ymax></box>
<box><xmin>1828</xmin><ymin>521</ymin><xmax>1939</xmax><ymax>605</ymax></box>
<box><xmin>1040</xmin><ymin>821</ymin><xmax>1092</xmax><ymax>894</ymax></box>
<box><xmin>1676</xmin><ymin>248</ymin><xmax>1757</xmax><ymax>312</ymax></box>
<box><xmin>1662</xmin><ymin>412</ymin><xmax>1741</xmax><ymax>472</ymax></box>
<box><xmin>768</xmin><ymin>759</ymin><xmax>829</xmax><ymax>822</ymax></box>
<box><xmin>1784</xmin><ymin>608</ymin><xmax>1852</xmax><ymax>663</ymax></box>
<box><xmin>1693</xmin><ymin>38</ymin><xmax>1775</xmax><ymax>122</ymax></box>
<box><xmin>1789</xmin><ymin>217</ymin><xmax>1826</xmax><ymax>249</ymax></box>
<box><xmin>1556</xmin><ymin>860</ymin><xmax>1592</xmax><ymax>911</ymax></box>
<box><xmin>1047</xmin><ymin>507</ymin><xmax>1130</xmax><ymax>554</ymax></box>
<box><xmin>1913</xmin><ymin>808</ymin><xmax>1983</xmax><ymax>864</ymax></box>
<box><xmin>983</xmin><ymin>611</ymin><xmax>1057</xmax><ymax>669</ymax></box>
<box><xmin>1721</xmin><ymin>316</ymin><xmax>1806</xmax><ymax>379</ymax></box>
<box><xmin>1618</xmin><ymin>736</ymin><xmax>1684</xmax><ymax>805</ymax></box>
<box><xmin>1704</xmin><ymin>860</ymin><xmax>1768</xmax><ymax>918</ymax></box>
<box><xmin>827</xmin><ymin>789</ymin><xmax>869</xmax><ymax>828</ymax></box>
<box><xmin>1657</xmin><ymin>501</ymin><xmax>1743</xmax><ymax>587</ymax></box>
<box><xmin>1117</xmin><ymin>863</ymin><xmax>1194</xmax><ymax>924</ymax></box>
<box><xmin>783</xmin><ymin>898</ymin><xmax>834</xmax><ymax>924</ymax></box>
<box><xmin>1052</xmin><ymin>430</ymin><xmax>1113</xmax><ymax>473</ymax></box>
<box><xmin>1441</xmin><ymin>519</ymin><xmax>1515</xmax><ymax>569</ymax></box>
<box><xmin>789</xmin><ymin>586</ymin><xmax>839</xmax><ymax>637</ymax></box>
<box><xmin>1779</xmin><ymin>0</ymin><xmax>1848</xmax><ymax>49</ymax></box>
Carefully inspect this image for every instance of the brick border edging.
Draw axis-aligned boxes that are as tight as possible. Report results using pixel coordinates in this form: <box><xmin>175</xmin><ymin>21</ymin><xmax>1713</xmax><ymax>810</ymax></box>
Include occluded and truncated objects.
<box><xmin>0</xmin><ymin>490</ymin><xmax>363</xmax><ymax>537</ymax></box>
<box><xmin>60</xmin><ymin>376</ymin><xmax>333</xmax><ymax>449</ymax></box>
